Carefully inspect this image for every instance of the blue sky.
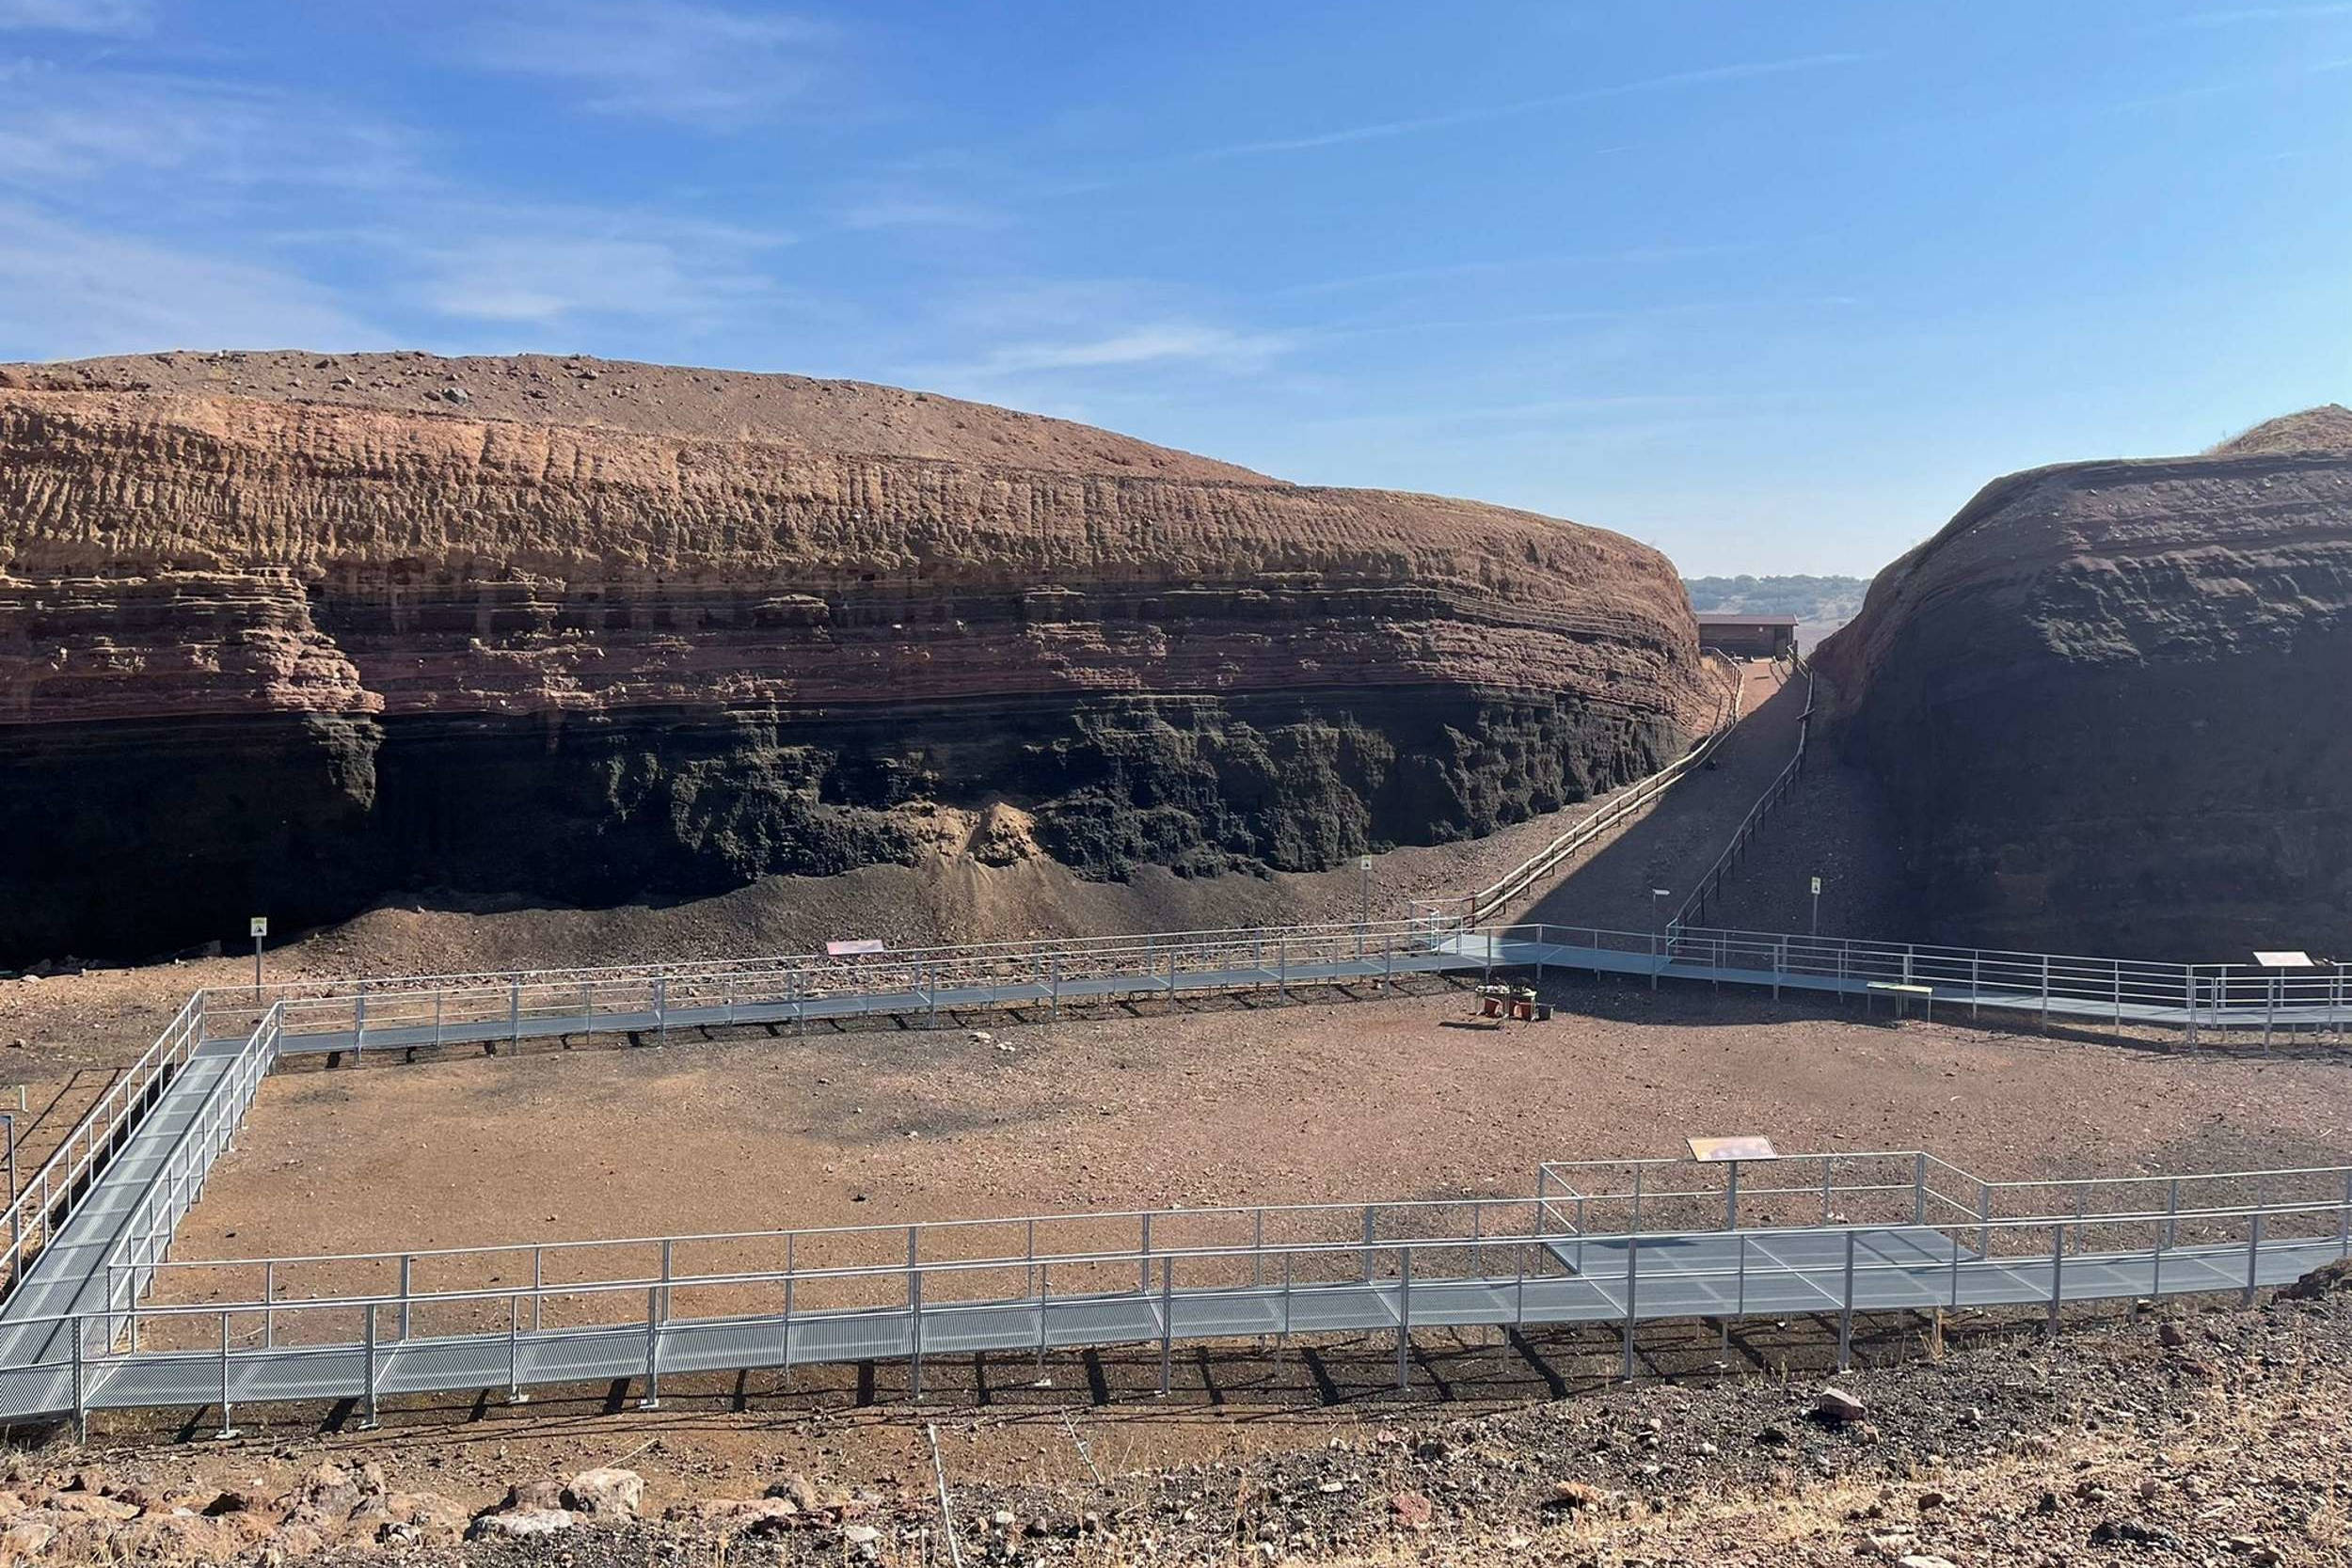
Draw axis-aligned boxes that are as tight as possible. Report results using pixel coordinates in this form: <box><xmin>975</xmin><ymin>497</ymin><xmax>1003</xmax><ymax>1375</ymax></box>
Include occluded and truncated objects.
<box><xmin>2</xmin><ymin>1</ymin><xmax>2348</xmax><ymax>574</ymax></box>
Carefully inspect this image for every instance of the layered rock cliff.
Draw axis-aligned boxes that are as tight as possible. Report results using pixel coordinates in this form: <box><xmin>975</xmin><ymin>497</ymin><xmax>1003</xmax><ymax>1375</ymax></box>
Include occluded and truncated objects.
<box><xmin>1815</xmin><ymin>406</ymin><xmax>2352</xmax><ymax>959</ymax></box>
<box><xmin>0</xmin><ymin>352</ymin><xmax>1710</xmax><ymax>965</ymax></box>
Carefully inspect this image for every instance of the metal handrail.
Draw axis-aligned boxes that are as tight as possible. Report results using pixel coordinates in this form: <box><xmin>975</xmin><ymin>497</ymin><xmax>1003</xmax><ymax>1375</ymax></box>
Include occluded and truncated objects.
<box><xmin>75</xmin><ymin>1197</ymin><xmax>2352</xmax><ymax>1339</ymax></box>
<box><xmin>0</xmin><ymin>992</ymin><xmax>203</xmax><ymax>1286</ymax></box>
<box><xmin>1465</xmin><ymin>652</ymin><xmax>1745</xmax><ymax>923</ymax></box>
<box><xmin>1670</xmin><ymin>662</ymin><xmax>1813</xmax><ymax>932</ymax></box>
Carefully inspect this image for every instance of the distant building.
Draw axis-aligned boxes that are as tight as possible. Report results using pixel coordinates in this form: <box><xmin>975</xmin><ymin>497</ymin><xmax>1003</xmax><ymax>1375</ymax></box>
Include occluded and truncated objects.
<box><xmin>1694</xmin><ymin>611</ymin><xmax>1800</xmax><ymax>658</ymax></box>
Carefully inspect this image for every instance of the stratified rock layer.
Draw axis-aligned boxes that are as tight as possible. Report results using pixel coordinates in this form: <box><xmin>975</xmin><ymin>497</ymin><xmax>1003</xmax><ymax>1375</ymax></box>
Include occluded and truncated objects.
<box><xmin>0</xmin><ymin>355</ymin><xmax>1708</xmax><ymax>964</ymax></box>
<box><xmin>1816</xmin><ymin>412</ymin><xmax>2352</xmax><ymax>958</ymax></box>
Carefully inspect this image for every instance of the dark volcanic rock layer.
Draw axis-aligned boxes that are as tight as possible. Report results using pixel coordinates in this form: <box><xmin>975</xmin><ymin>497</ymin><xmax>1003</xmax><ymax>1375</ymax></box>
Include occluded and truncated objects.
<box><xmin>0</xmin><ymin>355</ymin><xmax>1708</xmax><ymax>965</ymax></box>
<box><xmin>1815</xmin><ymin>407</ymin><xmax>2352</xmax><ymax>959</ymax></box>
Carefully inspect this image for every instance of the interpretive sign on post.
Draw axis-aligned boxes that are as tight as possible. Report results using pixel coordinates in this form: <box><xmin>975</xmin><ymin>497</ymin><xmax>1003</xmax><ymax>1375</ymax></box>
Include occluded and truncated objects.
<box><xmin>1687</xmin><ymin>1135</ymin><xmax>1778</xmax><ymax>1163</ymax></box>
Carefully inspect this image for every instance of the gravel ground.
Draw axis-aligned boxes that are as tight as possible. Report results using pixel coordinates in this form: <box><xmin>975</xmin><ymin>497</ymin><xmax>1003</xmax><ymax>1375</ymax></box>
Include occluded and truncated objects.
<box><xmin>22</xmin><ymin>1271</ymin><xmax>2352</xmax><ymax>1564</ymax></box>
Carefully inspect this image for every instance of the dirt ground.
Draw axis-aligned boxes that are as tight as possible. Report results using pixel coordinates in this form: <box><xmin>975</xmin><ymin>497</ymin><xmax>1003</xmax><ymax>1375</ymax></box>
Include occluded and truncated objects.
<box><xmin>98</xmin><ymin>968</ymin><xmax>2350</xmax><ymax>1501</ymax></box>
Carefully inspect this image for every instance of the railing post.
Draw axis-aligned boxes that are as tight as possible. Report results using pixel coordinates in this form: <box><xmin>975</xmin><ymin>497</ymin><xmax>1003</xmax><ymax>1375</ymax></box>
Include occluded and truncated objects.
<box><xmin>507</xmin><ymin>1294</ymin><xmax>526</xmax><ymax>1403</ymax></box>
<box><xmin>263</xmin><ymin>1259</ymin><xmax>275</xmax><ymax>1348</ymax></box>
<box><xmin>1724</xmin><ymin>1161</ymin><xmax>1739</xmax><ymax>1231</ymax></box>
<box><xmin>1360</xmin><ymin>1206</ymin><xmax>1375</xmax><ymax>1282</ymax></box>
<box><xmin>1049</xmin><ymin>956</ymin><xmax>1060</xmax><ymax>1021</ymax></box>
<box><xmin>1139</xmin><ymin>1212</ymin><xmax>1153</xmax><ymax>1294</ymax></box>
<box><xmin>1837</xmin><ymin>1228</ymin><xmax>1855</xmax><ymax>1370</ymax></box>
<box><xmin>511</xmin><ymin>977</ymin><xmax>523</xmax><ymax>1047</ymax></box>
<box><xmin>2166</xmin><ymin>1179</ymin><xmax>2180</xmax><ymax>1249</ymax></box>
<box><xmin>214</xmin><ymin>1310</ymin><xmax>241</xmax><ymax>1439</ymax></box>
<box><xmin>2047</xmin><ymin>1224</ymin><xmax>2063</xmax><ymax>1338</ymax></box>
<box><xmin>1396</xmin><ymin>1246</ymin><xmax>1412</xmax><ymax>1392</ymax></box>
<box><xmin>1977</xmin><ymin>1185</ymin><xmax>1992</xmax><ymax>1260</ymax></box>
<box><xmin>71</xmin><ymin>1319</ymin><xmax>87</xmax><ymax>1443</ymax></box>
<box><xmin>2244</xmin><ymin>1208</ymin><xmax>2265</xmax><ymax>1307</ymax></box>
<box><xmin>1913</xmin><ymin>1152</ymin><xmax>1927</xmax><ymax>1226</ymax></box>
<box><xmin>1620</xmin><ymin>1233</ymin><xmax>1639</xmax><ymax>1381</ymax></box>
<box><xmin>641</xmin><ymin>1285</ymin><xmax>661</xmax><ymax>1408</ymax></box>
<box><xmin>910</xmin><ymin>1264</ymin><xmax>926</xmax><ymax>1401</ymax></box>
<box><xmin>398</xmin><ymin>1255</ymin><xmax>412</xmax><ymax>1340</ymax></box>
<box><xmin>359</xmin><ymin>1307</ymin><xmax>379</xmax><ymax>1430</ymax></box>
<box><xmin>654</xmin><ymin>976</ymin><xmax>668</xmax><ymax>1042</ymax></box>
<box><xmin>1158</xmin><ymin>1258</ymin><xmax>1174</xmax><ymax>1396</ymax></box>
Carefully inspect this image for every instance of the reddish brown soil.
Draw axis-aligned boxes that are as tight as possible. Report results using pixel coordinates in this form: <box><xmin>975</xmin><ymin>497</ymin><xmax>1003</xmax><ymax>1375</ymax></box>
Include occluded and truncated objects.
<box><xmin>0</xmin><ymin>351</ymin><xmax>1277</xmax><ymax>483</ymax></box>
<box><xmin>109</xmin><ymin>974</ymin><xmax>2350</xmax><ymax>1485</ymax></box>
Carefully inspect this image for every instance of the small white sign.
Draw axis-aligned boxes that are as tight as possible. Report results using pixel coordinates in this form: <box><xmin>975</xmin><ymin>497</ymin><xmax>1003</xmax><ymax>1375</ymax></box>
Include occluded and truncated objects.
<box><xmin>1688</xmin><ymin>1135</ymin><xmax>1779</xmax><ymax>1163</ymax></box>
<box><xmin>248</xmin><ymin>916</ymin><xmax>268</xmax><ymax>939</ymax></box>
<box><xmin>1359</xmin><ymin>856</ymin><xmax>1373</xmax><ymax>871</ymax></box>
<box><xmin>1810</xmin><ymin>877</ymin><xmax>1822</xmax><ymax>895</ymax></box>
<box><xmin>825</xmin><ymin>938</ymin><xmax>886</xmax><ymax>958</ymax></box>
<box><xmin>2254</xmin><ymin>951</ymin><xmax>2315</xmax><ymax>969</ymax></box>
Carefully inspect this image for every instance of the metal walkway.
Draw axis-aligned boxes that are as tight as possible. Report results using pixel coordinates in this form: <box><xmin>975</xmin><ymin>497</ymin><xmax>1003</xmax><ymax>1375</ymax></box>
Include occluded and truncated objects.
<box><xmin>0</xmin><ymin>1040</ymin><xmax>243</xmax><ymax>1398</ymax></box>
<box><xmin>1443</xmin><ymin>933</ymin><xmax>2350</xmax><ymax>1035</ymax></box>
<box><xmin>0</xmin><ymin>901</ymin><xmax>2339</xmax><ymax>1431</ymax></box>
<box><xmin>1</xmin><ymin>1146</ymin><xmax>2342</xmax><ymax>1429</ymax></box>
<box><xmin>45</xmin><ymin>1212</ymin><xmax>2350</xmax><ymax>1426</ymax></box>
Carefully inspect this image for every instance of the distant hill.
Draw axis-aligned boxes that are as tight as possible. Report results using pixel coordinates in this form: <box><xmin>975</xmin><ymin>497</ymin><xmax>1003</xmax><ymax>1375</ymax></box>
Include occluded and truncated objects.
<box><xmin>1682</xmin><ymin>574</ymin><xmax>1868</xmax><ymax>623</ymax></box>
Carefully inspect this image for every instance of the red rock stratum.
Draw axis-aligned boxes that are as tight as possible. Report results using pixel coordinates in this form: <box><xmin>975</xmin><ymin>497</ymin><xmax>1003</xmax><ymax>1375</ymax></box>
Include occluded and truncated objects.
<box><xmin>0</xmin><ymin>352</ymin><xmax>1708</xmax><ymax>965</ymax></box>
<box><xmin>1815</xmin><ymin>406</ymin><xmax>2352</xmax><ymax>958</ymax></box>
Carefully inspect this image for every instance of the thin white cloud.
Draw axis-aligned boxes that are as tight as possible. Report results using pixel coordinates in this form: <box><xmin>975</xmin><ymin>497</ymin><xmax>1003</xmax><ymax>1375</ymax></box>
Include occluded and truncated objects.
<box><xmin>956</xmin><ymin>324</ymin><xmax>1290</xmax><ymax>377</ymax></box>
<box><xmin>1190</xmin><ymin>54</ymin><xmax>1873</xmax><ymax>161</ymax></box>
<box><xmin>290</xmin><ymin>206</ymin><xmax>795</xmax><ymax>334</ymax></box>
<box><xmin>0</xmin><ymin>72</ymin><xmax>423</xmax><ymax>192</ymax></box>
<box><xmin>1283</xmin><ymin>241</ymin><xmax>1769</xmax><ymax>298</ymax></box>
<box><xmin>0</xmin><ymin>202</ymin><xmax>388</xmax><ymax>358</ymax></box>
<box><xmin>836</xmin><ymin>195</ymin><xmax>1004</xmax><ymax>231</ymax></box>
<box><xmin>455</xmin><ymin>1</ymin><xmax>838</xmax><ymax>129</ymax></box>
<box><xmin>0</xmin><ymin>0</ymin><xmax>151</xmax><ymax>34</ymax></box>
<box><xmin>2154</xmin><ymin>2</ymin><xmax>2352</xmax><ymax>25</ymax></box>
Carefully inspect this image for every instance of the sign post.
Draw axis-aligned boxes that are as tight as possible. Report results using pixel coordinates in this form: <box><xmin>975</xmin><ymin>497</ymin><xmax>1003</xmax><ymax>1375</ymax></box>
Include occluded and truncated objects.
<box><xmin>1809</xmin><ymin>876</ymin><xmax>1821</xmax><ymax>938</ymax></box>
<box><xmin>248</xmin><ymin>915</ymin><xmax>268</xmax><ymax>1000</ymax></box>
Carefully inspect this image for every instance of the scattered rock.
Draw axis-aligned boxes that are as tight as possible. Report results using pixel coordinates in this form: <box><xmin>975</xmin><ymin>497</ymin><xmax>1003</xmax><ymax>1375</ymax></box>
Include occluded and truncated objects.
<box><xmin>499</xmin><ymin>1478</ymin><xmax>569</xmax><ymax>1514</ymax></box>
<box><xmin>1814</xmin><ymin>1386</ymin><xmax>1868</xmax><ymax>1422</ymax></box>
<box><xmin>765</xmin><ymin>1474</ymin><xmax>822</xmax><ymax>1511</ymax></box>
<box><xmin>469</xmin><ymin>1508</ymin><xmax>576</xmax><ymax>1540</ymax></box>
<box><xmin>565</xmin><ymin>1466</ymin><xmax>644</xmax><ymax>1517</ymax></box>
<box><xmin>1390</xmin><ymin>1490</ymin><xmax>1433</xmax><ymax>1530</ymax></box>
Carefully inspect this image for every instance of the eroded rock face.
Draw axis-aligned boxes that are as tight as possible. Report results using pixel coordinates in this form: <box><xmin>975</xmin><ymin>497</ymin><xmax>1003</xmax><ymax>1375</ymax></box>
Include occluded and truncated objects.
<box><xmin>1816</xmin><ymin>409</ymin><xmax>2352</xmax><ymax>958</ymax></box>
<box><xmin>0</xmin><ymin>355</ymin><xmax>1709</xmax><ymax>964</ymax></box>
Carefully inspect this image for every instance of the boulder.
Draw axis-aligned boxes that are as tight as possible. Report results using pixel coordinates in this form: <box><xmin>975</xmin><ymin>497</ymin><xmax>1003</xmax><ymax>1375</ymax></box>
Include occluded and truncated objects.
<box><xmin>565</xmin><ymin>1466</ymin><xmax>644</xmax><ymax>1518</ymax></box>
<box><xmin>469</xmin><ymin>1508</ymin><xmax>577</xmax><ymax>1540</ymax></box>
<box><xmin>1814</xmin><ymin>1387</ymin><xmax>1868</xmax><ymax>1423</ymax></box>
<box><xmin>499</xmin><ymin>1478</ymin><xmax>570</xmax><ymax>1513</ymax></box>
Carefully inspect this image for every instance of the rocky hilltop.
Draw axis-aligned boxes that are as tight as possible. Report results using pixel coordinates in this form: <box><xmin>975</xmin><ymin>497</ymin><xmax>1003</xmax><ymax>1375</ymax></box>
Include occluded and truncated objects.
<box><xmin>0</xmin><ymin>352</ymin><xmax>1709</xmax><ymax>965</ymax></box>
<box><xmin>1815</xmin><ymin>407</ymin><xmax>2352</xmax><ymax>958</ymax></box>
